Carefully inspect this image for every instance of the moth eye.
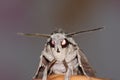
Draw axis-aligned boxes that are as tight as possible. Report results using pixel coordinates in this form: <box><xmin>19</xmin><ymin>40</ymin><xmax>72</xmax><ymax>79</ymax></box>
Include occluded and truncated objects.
<box><xmin>51</xmin><ymin>40</ymin><xmax>55</xmax><ymax>45</ymax></box>
<box><xmin>49</xmin><ymin>39</ymin><xmax>55</xmax><ymax>47</ymax></box>
<box><xmin>61</xmin><ymin>39</ymin><xmax>69</xmax><ymax>48</ymax></box>
<box><xmin>61</xmin><ymin>39</ymin><xmax>66</xmax><ymax>46</ymax></box>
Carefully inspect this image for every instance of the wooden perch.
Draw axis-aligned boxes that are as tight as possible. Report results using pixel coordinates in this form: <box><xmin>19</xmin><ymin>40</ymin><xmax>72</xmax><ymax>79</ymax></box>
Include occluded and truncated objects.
<box><xmin>33</xmin><ymin>74</ymin><xmax>110</xmax><ymax>80</ymax></box>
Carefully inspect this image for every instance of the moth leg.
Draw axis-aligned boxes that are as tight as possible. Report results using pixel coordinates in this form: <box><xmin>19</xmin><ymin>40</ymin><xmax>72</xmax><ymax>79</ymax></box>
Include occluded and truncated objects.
<box><xmin>47</xmin><ymin>59</ymin><xmax>57</xmax><ymax>75</ymax></box>
<box><xmin>65</xmin><ymin>67</ymin><xmax>71</xmax><ymax>80</ymax></box>
<box><xmin>77</xmin><ymin>53</ymin><xmax>89</xmax><ymax>77</ymax></box>
<box><xmin>42</xmin><ymin>66</ymin><xmax>48</xmax><ymax>80</ymax></box>
<box><xmin>33</xmin><ymin>55</ymin><xmax>45</xmax><ymax>79</ymax></box>
<box><xmin>48</xmin><ymin>59</ymin><xmax>56</xmax><ymax>70</ymax></box>
<box><xmin>63</xmin><ymin>60</ymin><xmax>71</xmax><ymax>80</ymax></box>
<box><xmin>63</xmin><ymin>60</ymin><xmax>68</xmax><ymax>72</ymax></box>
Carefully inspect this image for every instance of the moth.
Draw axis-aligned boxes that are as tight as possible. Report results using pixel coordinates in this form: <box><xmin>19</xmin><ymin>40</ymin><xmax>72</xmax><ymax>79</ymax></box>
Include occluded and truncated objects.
<box><xmin>18</xmin><ymin>27</ymin><xmax>103</xmax><ymax>80</ymax></box>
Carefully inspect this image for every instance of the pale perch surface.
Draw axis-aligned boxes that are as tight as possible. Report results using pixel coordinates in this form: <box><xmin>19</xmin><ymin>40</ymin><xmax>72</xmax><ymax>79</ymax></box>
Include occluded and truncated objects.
<box><xmin>33</xmin><ymin>75</ymin><xmax>110</xmax><ymax>80</ymax></box>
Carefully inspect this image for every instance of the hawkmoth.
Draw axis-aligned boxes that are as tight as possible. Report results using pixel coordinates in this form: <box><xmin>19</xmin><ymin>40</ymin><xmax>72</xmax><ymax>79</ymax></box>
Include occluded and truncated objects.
<box><xmin>18</xmin><ymin>27</ymin><xmax>103</xmax><ymax>80</ymax></box>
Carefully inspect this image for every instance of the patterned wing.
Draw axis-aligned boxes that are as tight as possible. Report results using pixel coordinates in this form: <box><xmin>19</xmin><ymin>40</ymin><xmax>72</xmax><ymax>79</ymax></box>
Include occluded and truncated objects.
<box><xmin>78</xmin><ymin>48</ymin><xmax>96</xmax><ymax>77</ymax></box>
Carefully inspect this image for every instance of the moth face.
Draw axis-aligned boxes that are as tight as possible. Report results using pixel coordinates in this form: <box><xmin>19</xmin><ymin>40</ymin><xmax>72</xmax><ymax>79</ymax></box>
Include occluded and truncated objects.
<box><xmin>47</xmin><ymin>33</ymin><xmax>71</xmax><ymax>61</ymax></box>
<box><xmin>48</xmin><ymin>33</ymin><xmax>69</xmax><ymax>52</ymax></box>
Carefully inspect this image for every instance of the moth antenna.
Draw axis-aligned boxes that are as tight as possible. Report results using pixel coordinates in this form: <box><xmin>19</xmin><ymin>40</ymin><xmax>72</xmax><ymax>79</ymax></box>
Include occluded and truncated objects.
<box><xmin>17</xmin><ymin>33</ymin><xmax>50</xmax><ymax>38</ymax></box>
<box><xmin>67</xmin><ymin>27</ymin><xmax>104</xmax><ymax>36</ymax></box>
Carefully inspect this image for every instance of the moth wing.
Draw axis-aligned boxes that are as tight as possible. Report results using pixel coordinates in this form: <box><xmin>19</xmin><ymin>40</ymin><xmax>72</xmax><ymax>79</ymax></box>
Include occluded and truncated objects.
<box><xmin>34</xmin><ymin>55</ymin><xmax>50</xmax><ymax>79</ymax></box>
<box><xmin>78</xmin><ymin>48</ymin><xmax>96</xmax><ymax>77</ymax></box>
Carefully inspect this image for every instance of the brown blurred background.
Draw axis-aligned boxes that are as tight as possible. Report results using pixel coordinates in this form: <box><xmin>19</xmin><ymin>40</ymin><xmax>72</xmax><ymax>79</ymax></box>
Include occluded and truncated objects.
<box><xmin>0</xmin><ymin>0</ymin><xmax>120</xmax><ymax>80</ymax></box>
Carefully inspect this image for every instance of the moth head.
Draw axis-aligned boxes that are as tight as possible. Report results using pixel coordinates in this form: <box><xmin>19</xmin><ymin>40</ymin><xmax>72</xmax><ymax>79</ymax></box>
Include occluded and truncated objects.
<box><xmin>47</xmin><ymin>31</ymin><xmax>71</xmax><ymax>53</ymax></box>
<box><xmin>46</xmin><ymin>30</ymin><xmax>77</xmax><ymax>62</ymax></box>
